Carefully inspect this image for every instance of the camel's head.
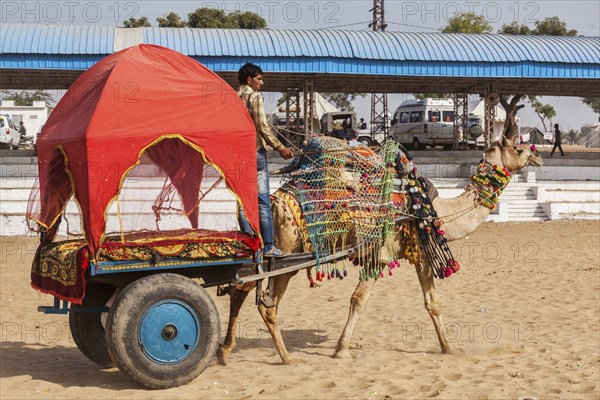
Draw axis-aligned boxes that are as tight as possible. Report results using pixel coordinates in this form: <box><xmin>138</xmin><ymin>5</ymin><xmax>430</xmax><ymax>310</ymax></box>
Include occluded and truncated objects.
<box><xmin>483</xmin><ymin>136</ymin><xmax>543</xmax><ymax>173</ymax></box>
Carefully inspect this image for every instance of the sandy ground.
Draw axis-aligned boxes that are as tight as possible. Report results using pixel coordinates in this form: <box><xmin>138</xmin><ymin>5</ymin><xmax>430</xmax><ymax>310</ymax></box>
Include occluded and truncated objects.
<box><xmin>1</xmin><ymin>220</ymin><xmax>599</xmax><ymax>399</ymax></box>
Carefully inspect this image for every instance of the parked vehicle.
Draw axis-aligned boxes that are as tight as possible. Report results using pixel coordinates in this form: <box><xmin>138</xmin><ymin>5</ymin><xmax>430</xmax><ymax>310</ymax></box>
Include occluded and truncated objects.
<box><xmin>0</xmin><ymin>115</ymin><xmax>19</xmax><ymax>149</ymax></box>
<box><xmin>321</xmin><ymin>111</ymin><xmax>357</xmax><ymax>140</ymax></box>
<box><xmin>321</xmin><ymin>111</ymin><xmax>387</xmax><ymax>146</ymax></box>
<box><xmin>390</xmin><ymin>98</ymin><xmax>458</xmax><ymax>150</ymax></box>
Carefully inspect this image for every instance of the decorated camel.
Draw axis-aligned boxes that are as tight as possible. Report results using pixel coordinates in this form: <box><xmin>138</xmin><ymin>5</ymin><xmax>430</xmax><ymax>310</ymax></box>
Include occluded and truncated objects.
<box><xmin>217</xmin><ymin>136</ymin><xmax>542</xmax><ymax>365</ymax></box>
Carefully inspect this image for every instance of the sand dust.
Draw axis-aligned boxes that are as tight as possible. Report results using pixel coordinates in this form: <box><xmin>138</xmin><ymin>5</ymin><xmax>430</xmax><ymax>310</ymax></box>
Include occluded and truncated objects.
<box><xmin>1</xmin><ymin>220</ymin><xmax>599</xmax><ymax>399</ymax></box>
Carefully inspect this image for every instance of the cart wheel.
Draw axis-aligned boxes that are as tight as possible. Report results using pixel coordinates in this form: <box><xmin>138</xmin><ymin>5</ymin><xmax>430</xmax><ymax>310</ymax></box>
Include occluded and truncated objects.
<box><xmin>69</xmin><ymin>283</ymin><xmax>116</xmax><ymax>368</ymax></box>
<box><xmin>105</xmin><ymin>273</ymin><xmax>221</xmax><ymax>389</ymax></box>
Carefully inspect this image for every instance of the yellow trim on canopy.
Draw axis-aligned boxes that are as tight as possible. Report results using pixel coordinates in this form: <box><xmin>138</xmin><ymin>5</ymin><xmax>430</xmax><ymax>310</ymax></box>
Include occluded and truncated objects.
<box><xmin>96</xmin><ymin>134</ymin><xmax>261</xmax><ymax>260</ymax></box>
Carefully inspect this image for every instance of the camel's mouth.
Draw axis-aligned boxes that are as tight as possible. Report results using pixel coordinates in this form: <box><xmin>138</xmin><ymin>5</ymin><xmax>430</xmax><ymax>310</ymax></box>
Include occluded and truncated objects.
<box><xmin>529</xmin><ymin>156</ymin><xmax>544</xmax><ymax>167</ymax></box>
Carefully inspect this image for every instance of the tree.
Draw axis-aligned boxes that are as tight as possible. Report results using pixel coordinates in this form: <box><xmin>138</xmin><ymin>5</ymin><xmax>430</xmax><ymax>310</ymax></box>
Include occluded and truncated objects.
<box><xmin>157</xmin><ymin>9</ymin><xmax>267</xmax><ymax>29</ymax></box>
<box><xmin>566</xmin><ymin>129</ymin><xmax>580</xmax><ymax>145</ymax></box>
<box><xmin>581</xmin><ymin>97</ymin><xmax>600</xmax><ymax>115</ymax></box>
<box><xmin>157</xmin><ymin>12</ymin><xmax>186</xmax><ymax>28</ymax></box>
<box><xmin>527</xmin><ymin>96</ymin><xmax>556</xmax><ymax>132</ymax></box>
<box><xmin>321</xmin><ymin>93</ymin><xmax>366</xmax><ymax>112</ymax></box>
<box><xmin>226</xmin><ymin>11</ymin><xmax>267</xmax><ymax>29</ymax></box>
<box><xmin>499</xmin><ymin>16</ymin><xmax>577</xmax><ymax>36</ymax></box>
<box><xmin>441</xmin><ymin>12</ymin><xmax>492</xmax><ymax>34</ymax></box>
<box><xmin>186</xmin><ymin>8</ymin><xmax>267</xmax><ymax>29</ymax></box>
<box><xmin>498</xmin><ymin>17</ymin><xmax>577</xmax><ymax>132</ymax></box>
<box><xmin>499</xmin><ymin>95</ymin><xmax>526</xmax><ymax>140</ymax></box>
<box><xmin>534</xmin><ymin>16</ymin><xmax>577</xmax><ymax>36</ymax></box>
<box><xmin>498</xmin><ymin>22</ymin><xmax>532</xmax><ymax>35</ymax></box>
<box><xmin>1</xmin><ymin>90</ymin><xmax>55</xmax><ymax>108</ymax></box>
<box><xmin>123</xmin><ymin>17</ymin><xmax>151</xmax><ymax>27</ymax></box>
<box><xmin>187</xmin><ymin>8</ymin><xmax>232</xmax><ymax>28</ymax></box>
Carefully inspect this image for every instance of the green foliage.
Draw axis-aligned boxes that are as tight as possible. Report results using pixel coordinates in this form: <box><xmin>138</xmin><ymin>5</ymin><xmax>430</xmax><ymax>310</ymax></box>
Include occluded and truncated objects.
<box><xmin>499</xmin><ymin>16</ymin><xmax>577</xmax><ymax>36</ymax></box>
<box><xmin>321</xmin><ymin>93</ymin><xmax>366</xmax><ymax>112</ymax></box>
<box><xmin>187</xmin><ymin>8</ymin><xmax>231</xmax><ymax>28</ymax></box>
<box><xmin>156</xmin><ymin>12</ymin><xmax>186</xmax><ymax>28</ymax></box>
<box><xmin>123</xmin><ymin>17</ymin><xmax>151</xmax><ymax>27</ymax></box>
<box><xmin>527</xmin><ymin>96</ymin><xmax>556</xmax><ymax>131</ymax></box>
<box><xmin>226</xmin><ymin>11</ymin><xmax>267</xmax><ymax>29</ymax></box>
<box><xmin>412</xmin><ymin>93</ymin><xmax>450</xmax><ymax>100</ymax></box>
<box><xmin>534</xmin><ymin>16</ymin><xmax>578</xmax><ymax>36</ymax></box>
<box><xmin>1</xmin><ymin>90</ymin><xmax>55</xmax><ymax>107</ymax></box>
<box><xmin>498</xmin><ymin>22</ymin><xmax>532</xmax><ymax>35</ymax></box>
<box><xmin>581</xmin><ymin>98</ymin><xmax>600</xmax><ymax>114</ymax></box>
<box><xmin>441</xmin><ymin>12</ymin><xmax>492</xmax><ymax>34</ymax></box>
<box><xmin>186</xmin><ymin>8</ymin><xmax>267</xmax><ymax>29</ymax></box>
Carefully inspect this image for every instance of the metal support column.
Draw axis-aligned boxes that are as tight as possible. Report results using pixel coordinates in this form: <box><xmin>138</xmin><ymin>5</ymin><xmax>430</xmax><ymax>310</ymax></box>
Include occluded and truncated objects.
<box><xmin>369</xmin><ymin>0</ymin><xmax>389</xmax><ymax>140</ymax></box>
<box><xmin>285</xmin><ymin>88</ymin><xmax>302</xmax><ymax>148</ymax></box>
<box><xmin>303</xmin><ymin>78</ymin><xmax>314</xmax><ymax>144</ymax></box>
<box><xmin>483</xmin><ymin>86</ymin><xmax>497</xmax><ymax>150</ymax></box>
<box><xmin>453</xmin><ymin>93</ymin><xmax>468</xmax><ymax>150</ymax></box>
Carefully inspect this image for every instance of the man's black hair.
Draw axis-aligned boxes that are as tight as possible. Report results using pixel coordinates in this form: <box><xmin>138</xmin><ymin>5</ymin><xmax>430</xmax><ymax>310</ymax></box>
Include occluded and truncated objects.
<box><xmin>554</xmin><ymin>123</ymin><xmax>559</xmax><ymax>129</ymax></box>
<box><xmin>238</xmin><ymin>62</ymin><xmax>263</xmax><ymax>85</ymax></box>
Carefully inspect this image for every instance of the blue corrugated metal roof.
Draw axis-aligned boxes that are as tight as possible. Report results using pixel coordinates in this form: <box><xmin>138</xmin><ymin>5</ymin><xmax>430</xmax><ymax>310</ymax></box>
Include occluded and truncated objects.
<box><xmin>141</xmin><ymin>28</ymin><xmax>600</xmax><ymax>64</ymax></box>
<box><xmin>1</xmin><ymin>24</ymin><xmax>114</xmax><ymax>54</ymax></box>
<box><xmin>1</xmin><ymin>24</ymin><xmax>599</xmax><ymax>81</ymax></box>
<box><xmin>3</xmin><ymin>24</ymin><xmax>598</xmax><ymax>64</ymax></box>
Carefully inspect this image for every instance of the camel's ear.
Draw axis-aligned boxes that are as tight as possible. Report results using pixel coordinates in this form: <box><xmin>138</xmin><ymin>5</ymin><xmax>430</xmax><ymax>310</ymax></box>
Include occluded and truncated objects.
<box><xmin>499</xmin><ymin>135</ymin><xmax>510</xmax><ymax>147</ymax></box>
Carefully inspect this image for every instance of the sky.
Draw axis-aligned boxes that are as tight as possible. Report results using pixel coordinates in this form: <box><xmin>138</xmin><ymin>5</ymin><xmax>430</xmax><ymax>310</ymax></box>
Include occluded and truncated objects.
<box><xmin>2</xmin><ymin>0</ymin><xmax>599</xmax><ymax>131</ymax></box>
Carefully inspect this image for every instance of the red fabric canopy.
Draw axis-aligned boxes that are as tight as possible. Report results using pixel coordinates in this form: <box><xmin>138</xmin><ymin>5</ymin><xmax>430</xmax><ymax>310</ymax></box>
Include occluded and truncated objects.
<box><xmin>32</xmin><ymin>44</ymin><xmax>259</xmax><ymax>258</ymax></box>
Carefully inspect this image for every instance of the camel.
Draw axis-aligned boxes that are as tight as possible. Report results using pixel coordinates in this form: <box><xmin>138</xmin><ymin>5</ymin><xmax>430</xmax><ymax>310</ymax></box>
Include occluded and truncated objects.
<box><xmin>217</xmin><ymin>136</ymin><xmax>543</xmax><ymax>365</ymax></box>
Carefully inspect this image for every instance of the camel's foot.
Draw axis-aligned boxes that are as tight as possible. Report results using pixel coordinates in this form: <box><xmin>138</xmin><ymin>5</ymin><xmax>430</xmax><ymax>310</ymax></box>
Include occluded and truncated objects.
<box><xmin>282</xmin><ymin>357</ymin><xmax>305</xmax><ymax>365</ymax></box>
<box><xmin>441</xmin><ymin>346</ymin><xmax>463</xmax><ymax>355</ymax></box>
<box><xmin>332</xmin><ymin>348</ymin><xmax>352</xmax><ymax>359</ymax></box>
<box><xmin>217</xmin><ymin>344</ymin><xmax>233</xmax><ymax>366</ymax></box>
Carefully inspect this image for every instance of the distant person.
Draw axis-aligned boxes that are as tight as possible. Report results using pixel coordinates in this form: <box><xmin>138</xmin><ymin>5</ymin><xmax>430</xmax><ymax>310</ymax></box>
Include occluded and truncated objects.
<box><xmin>18</xmin><ymin>121</ymin><xmax>26</xmax><ymax>137</ymax></box>
<box><xmin>359</xmin><ymin>118</ymin><xmax>367</xmax><ymax>130</ymax></box>
<box><xmin>550</xmin><ymin>123</ymin><xmax>564</xmax><ymax>157</ymax></box>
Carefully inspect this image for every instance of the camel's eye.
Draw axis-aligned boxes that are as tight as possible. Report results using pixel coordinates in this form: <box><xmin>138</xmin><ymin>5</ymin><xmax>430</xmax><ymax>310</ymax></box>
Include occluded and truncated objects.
<box><xmin>516</xmin><ymin>148</ymin><xmax>524</xmax><ymax>154</ymax></box>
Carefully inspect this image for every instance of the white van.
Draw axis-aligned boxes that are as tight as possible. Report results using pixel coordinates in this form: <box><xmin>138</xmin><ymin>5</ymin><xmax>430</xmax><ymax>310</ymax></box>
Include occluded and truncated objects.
<box><xmin>0</xmin><ymin>115</ymin><xmax>19</xmax><ymax>149</ymax></box>
<box><xmin>390</xmin><ymin>98</ymin><xmax>459</xmax><ymax>150</ymax></box>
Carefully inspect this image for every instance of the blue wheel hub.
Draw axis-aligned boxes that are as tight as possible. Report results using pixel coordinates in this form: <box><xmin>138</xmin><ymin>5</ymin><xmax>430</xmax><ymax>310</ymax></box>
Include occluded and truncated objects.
<box><xmin>138</xmin><ymin>300</ymin><xmax>200</xmax><ymax>364</ymax></box>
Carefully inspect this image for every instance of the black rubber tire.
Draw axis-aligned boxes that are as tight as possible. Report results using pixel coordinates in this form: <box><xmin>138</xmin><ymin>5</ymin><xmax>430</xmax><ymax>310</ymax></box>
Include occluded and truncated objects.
<box><xmin>69</xmin><ymin>283</ymin><xmax>116</xmax><ymax>368</ymax></box>
<box><xmin>105</xmin><ymin>273</ymin><xmax>221</xmax><ymax>389</ymax></box>
<box><xmin>442</xmin><ymin>144</ymin><xmax>453</xmax><ymax>150</ymax></box>
<box><xmin>413</xmin><ymin>138</ymin><xmax>426</xmax><ymax>151</ymax></box>
<box><xmin>469</xmin><ymin>124</ymin><xmax>484</xmax><ymax>139</ymax></box>
<box><xmin>357</xmin><ymin>137</ymin><xmax>372</xmax><ymax>146</ymax></box>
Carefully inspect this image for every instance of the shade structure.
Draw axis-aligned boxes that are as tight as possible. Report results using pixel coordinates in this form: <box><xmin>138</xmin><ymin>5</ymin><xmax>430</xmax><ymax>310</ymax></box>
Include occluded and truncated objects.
<box><xmin>29</xmin><ymin>44</ymin><xmax>259</xmax><ymax>258</ymax></box>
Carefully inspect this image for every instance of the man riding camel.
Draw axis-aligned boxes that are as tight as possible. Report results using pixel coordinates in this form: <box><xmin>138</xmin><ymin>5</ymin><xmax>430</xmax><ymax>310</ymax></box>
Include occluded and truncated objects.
<box><xmin>236</xmin><ymin>62</ymin><xmax>293</xmax><ymax>257</ymax></box>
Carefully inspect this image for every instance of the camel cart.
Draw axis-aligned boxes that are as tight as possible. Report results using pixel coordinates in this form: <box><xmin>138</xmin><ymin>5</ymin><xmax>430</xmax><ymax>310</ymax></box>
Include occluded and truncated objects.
<box><xmin>27</xmin><ymin>44</ymin><xmax>358</xmax><ymax>389</ymax></box>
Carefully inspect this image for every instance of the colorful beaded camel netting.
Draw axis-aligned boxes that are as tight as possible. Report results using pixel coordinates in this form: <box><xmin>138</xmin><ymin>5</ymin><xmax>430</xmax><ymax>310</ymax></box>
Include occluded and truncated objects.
<box><xmin>276</xmin><ymin>137</ymin><xmax>460</xmax><ymax>281</ymax></box>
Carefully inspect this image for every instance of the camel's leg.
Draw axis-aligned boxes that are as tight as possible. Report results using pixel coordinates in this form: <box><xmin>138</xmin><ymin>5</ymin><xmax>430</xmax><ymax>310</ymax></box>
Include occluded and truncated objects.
<box><xmin>217</xmin><ymin>282</ymin><xmax>256</xmax><ymax>366</ymax></box>
<box><xmin>415</xmin><ymin>261</ymin><xmax>451</xmax><ymax>353</ymax></box>
<box><xmin>333</xmin><ymin>278</ymin><xmax>377</xmax><ymax>359</ymax></box>
<box><xmin>257</xmin><ymin>272</ymin><xmax>296</xmax><ymax>364</ymax></box>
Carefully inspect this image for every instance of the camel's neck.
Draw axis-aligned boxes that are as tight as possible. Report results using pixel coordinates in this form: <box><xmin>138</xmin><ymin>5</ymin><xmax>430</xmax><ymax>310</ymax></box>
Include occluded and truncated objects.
<box><xmin>432</xmin><ymin>162</ymin><xmax>511</xmax><ymax>241</ymax></box>
<box><xmin>432</xmin><ymin>189</ymin><xmax>491</xmax><ymax>241</ymax></box>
